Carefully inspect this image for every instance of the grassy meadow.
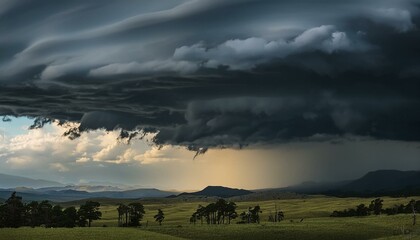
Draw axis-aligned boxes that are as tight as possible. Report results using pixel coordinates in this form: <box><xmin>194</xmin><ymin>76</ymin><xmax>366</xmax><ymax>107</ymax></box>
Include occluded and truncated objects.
<box><xmin>1</xmin><ymin>195</ymin><xmax>420</xmax><ymax>240</ymax></box>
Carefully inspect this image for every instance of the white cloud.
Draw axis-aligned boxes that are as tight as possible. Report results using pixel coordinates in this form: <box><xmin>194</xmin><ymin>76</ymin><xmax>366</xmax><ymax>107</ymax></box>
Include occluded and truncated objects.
<box><xmin>76</xmin><ymin>156</ymin><xmax>91</xmax><ymax>163</ymax></box>
<box><xmin>50</xmin><ymin>163</ymin><xmax>70</xmax><ymax>172</ymax></box>
<box><xmin>134</xmin><ymin>145</ymin><xmax>188</xmax><ymax>164</ymax></box>
<box><xmin>0</xmin><ymin>123</ymin><xmax>187</xmax><ymax>176</ymax></box>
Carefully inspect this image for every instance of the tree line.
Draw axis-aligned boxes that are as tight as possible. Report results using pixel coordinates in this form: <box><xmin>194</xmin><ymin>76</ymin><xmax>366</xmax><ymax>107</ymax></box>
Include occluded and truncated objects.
<box><xmin>189</xmin><ymin>199</ymin><xmax>279</xmax><ymax>225</ymax></box>
<box><xmin>190</xmin><ymin>199</ymin><xmax>239</xmax><ymax>225</ymax></box>
<box><xmin>331</xmin><ymin>198</ymin><xmax>418</xmax><ymax>225</ymax></box>
<box><xmin>0</xmin><ymin>192</ymin><xmax>101</xmax><ymax>228</ymax></box>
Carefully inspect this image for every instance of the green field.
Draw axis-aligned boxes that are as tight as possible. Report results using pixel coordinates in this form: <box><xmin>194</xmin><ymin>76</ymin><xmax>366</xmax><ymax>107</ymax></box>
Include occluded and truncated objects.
<box><xmin>1</xmin><ymin>196</ymin><xmax>420</xmax><ymax>240</ymax></box>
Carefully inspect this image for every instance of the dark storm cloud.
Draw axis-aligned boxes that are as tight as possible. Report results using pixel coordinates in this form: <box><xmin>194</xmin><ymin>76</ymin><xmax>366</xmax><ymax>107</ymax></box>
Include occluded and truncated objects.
<box><xmin>1</xmin><ymin>0</ymin><xmax>420</xmax><ymax>150</ymax></box>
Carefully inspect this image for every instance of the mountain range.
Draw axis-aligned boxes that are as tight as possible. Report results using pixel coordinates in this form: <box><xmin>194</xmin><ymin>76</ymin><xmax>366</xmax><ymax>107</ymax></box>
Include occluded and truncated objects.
<box><xmin>0</xmin><ymin>187</ymin><xmax>179</xmax><ymax>202</ymax></box>
<box><xmin>0</xmin><ymin>173</ymin><xmax>64</xmax><ymax>189</ymax></box>
<box><xmin>1</xmin><ymin>169</ymin><xmax>420</xmax><ymax>202</ymax></box>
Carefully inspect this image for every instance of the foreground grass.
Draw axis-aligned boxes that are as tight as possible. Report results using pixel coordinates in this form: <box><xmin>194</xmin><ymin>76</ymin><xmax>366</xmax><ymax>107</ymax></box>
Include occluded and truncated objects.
<box><xmin>0</xmin><ymin>227</ymin><xmax>184</xmax><ymax>240</ymax></box>
<box><xmin>144</xmin><ymin>215</ymin><xmax>420</xmax><ymax>240</ymax></box>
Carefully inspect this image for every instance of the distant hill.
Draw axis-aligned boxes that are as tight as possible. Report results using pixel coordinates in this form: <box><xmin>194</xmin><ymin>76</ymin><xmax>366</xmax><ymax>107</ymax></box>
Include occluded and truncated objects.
<box><xmin>272</xmin><ymin>170</ymin><xmax>420</xmax><ymax>197</ymax></box>
<box><xmin>0</xmin><ymin>173</ymin><xmax>64</xmax><ymax>189</ymax></box>
<box><xmin>342</xmin><ymin>170</ymin><xmax>420</xmax><ymax>191</ymax></box>
<box><xmin>178</xmin><ymin>186</ymin><xmax>253</xmax><ymax>198</ymax></box>
<box><xmin>37</xmin><ymin>185</ymin><xmax>124</xmax><ymax>192</ymax></box>
<box><xmin>328</xmin><ymin>170</ymin><xmax>420</xmax><ymax>197</ymax></box>
<box><xmin>0</xmin><ymin>188</ymin><xmax>178</xmax><ymax>202</ymax></box>
<box><xmin>93</xmin><ymin>188</ymin><xmax>177</xmax><ymax>199</ymax></box>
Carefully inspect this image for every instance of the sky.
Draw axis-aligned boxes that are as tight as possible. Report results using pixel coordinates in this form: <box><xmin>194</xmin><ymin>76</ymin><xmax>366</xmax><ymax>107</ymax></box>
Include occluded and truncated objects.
<box><xmin>0</xmin><ymin>0</ymin><xmax>420</xmax><ymax>190</ymax></box>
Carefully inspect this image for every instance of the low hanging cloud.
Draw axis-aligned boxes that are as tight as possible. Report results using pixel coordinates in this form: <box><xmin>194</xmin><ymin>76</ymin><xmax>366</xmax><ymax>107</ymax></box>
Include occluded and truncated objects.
<box><xmin>0</xmin><ymin>0</ymin><xmax>420</xmax><ymax>152</ymax></box>
<box><xmin>89</xmin><ymin>60</ymin><xmax>198</xmax><ymax>77</ymax></box>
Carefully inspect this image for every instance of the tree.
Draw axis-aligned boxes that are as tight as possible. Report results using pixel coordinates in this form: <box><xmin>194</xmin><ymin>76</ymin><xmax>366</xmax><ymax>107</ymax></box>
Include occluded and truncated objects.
<box><xmin>25</xmin><ymin>201</ymin><xmax>40</xmax><ymax>227</ymax></box>
<box><xmin>356</xmin><ymin>204</ymin><xmax>370</xmax><ymax>216</ymax></box>
<box><xmin>205</xmin><ymin>203</ymin><xmax>217</xmax><ymax>224</ymax></box>
<box><xmin>239</xmin><ymin>211</ymin><xmax>250</xmax><ymax>224</ymax></box>
<box><xmin>78</xmin><ymin>201</ymin><xmax>102</xmax><ymax>227</ymax></box>
<box><xmin>4</xmin><ymin>192</ymin><xmax>25</xmax><ymax>228</ymax></box>
<box><xmin>277</xmin><ymin>211</ymin><xmax>285</xmax><ymax>222</ymax></box>
<box><xmin>195</xmin><ymin>205</ymin><xmax>206</xmax><ymax>225</ymax></box>
<box><xmin>37</xmin><ymin>200</ymin><xmax>53</xmax><ymax>227</ymax></box>
<box><xmin>369</xmin><ymin>198</ymin><xmax>383</xmax><ymax>215</ymax></box>
<box><xmin>190</xmin><ymin>213</ymin><xmax>197</xmax><ymax>225</ymax></box>
<box><xmin>51</xmin><ymin>205</ymin><xmax>64</xmax><ymax>228</ymax></box>
<box><xmin>249</xmin><ymin>206</ymin><xmax>262</xmax><ymax>224</ymax></box>
<box><xmin>62</xmin><ymin>207</ymin><xmax>78</xmax><ymax>228</ymax></box>
<box><xmin>0</xmin><ymin>203</ymin><xmax>6</xmax><ymax>228</ymax></box>
<box><xmin>117</xmin><ymin>204</ymin><xmax>126</xmax><ymax>227</ymax></box>
<box><xmin>154</xmin><ymin>209</ymin><xmax>165</xmax><ymax>225</ymax></box>
<box><xmin>237</xmin><ymin>205</ymin><xmax>262</xmax><ymax>224</ymax></box>
<box><xmin>128</xmin><ymin>203</ymin><xmax>145</xmax><ymax>226</ymax></box>
<box><xmin>410</xmin><ymin>199</ymin><xmax>416</xmax><ymax>226</ymax></box>
<box><xmin>226</xmin><ymin>202</ymin><xmax>238</xmax><ymax>224</ymax></box>
<box><xmin>269</xmin><ymin>204</ymin><xmax>285</xmax><ymax>223</ymax></box>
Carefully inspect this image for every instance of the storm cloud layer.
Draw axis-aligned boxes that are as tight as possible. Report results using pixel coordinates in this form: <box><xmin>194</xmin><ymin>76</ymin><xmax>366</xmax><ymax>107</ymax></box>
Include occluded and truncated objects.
<box><xmin>1</xmin><ymin>0</ymin><xmax>420</xmax><ymax>150</ymax></box>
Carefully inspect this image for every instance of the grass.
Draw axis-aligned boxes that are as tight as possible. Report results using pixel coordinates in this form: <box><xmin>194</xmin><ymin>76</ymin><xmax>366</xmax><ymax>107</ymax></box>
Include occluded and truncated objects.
<box><xmin>144</xmin><ymin>215</ymin><xmax>420</xmax><ymax>240</ymax></box>
<box><xmin>1</xmin><ymin>195</ymin><xmax>420</xmax><ymax>239</ymax></box>
<box><xmin>93</xmin><ymin>196</ymin><xmax>420</xmax><ymax>227</ymax></box>
<box><xmin>0</xmin><ymin>228</ymin><xmax>184</xmax><ymax>240</ymax></box>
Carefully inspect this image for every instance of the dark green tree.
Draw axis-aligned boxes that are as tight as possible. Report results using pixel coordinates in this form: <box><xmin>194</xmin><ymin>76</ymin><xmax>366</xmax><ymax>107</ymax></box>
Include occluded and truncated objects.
<box><xmin>0</xmin><ymin>203</ymin><xmax>6</xmax><ymax>228</ymax></box>
<box><xmin>4</xmin><ymin>192</ymin><xmax>25</xmax><ymax>228</ymax></box>
<box><xmin>356</xmin><ymin>204</ymin><xmax>370</xmax><ymax>216</ymax></box>
<box><xmin>369</xmin><ymin>198</ymin><xmax>383</xmax><ymax>215</ymax></box>
<box><xmin>190</xmin><ymin>213</ymin><xmax>197</xmax><ymax>225</ymax></box>
<box><xmin>277</xmin><ymin>211</ymin><xmax>285</xmax><ymax>222</ymax></box>
<box><xmin>215</xmin><ymin>199</ymin><xmax>228</xmax><ymax>224</ymax></box>
<box><xmin>38</xmin><ymin>201</ymin><xmax>53</xmax><ymax>227</ymax></box>
<box><xmin>25</xmin><ymin>201</ymin><xmax>40</xmax><ymax>227</ymax></box>
<box><xmin>154</xmin><ymin>209</ymin><xmax>165</xmax><ymax>225</ymax></box>
<box><xmin>249</xmin><ymin>206</ymin><xmax>262</xmax><ymax>224</ymax></box>
<box><xmin>195</xmin><ymin>205</ymin><xmax>206</xmax><ymax>225</ymax></box>
<box><xmin>128</xmin><ymin>203</ymin><xmax>145</xmax><ymax>226</ymax></box>
<box><xmin>239</xmin><ymin>211</ymin><xmax>250</xmax><ymax>223</ymax></box>
<box><xmin>51</xmin><ymin>205</ymin><xmax>64</xmax><ymax>227</ymax></box>
<box><xmin>117</xmin><ymin>203</ymin><xmax>127</xmax><ymax>227</ymax></box>
<box><xmin>62</xmin><ymin>206</ymin><xmax>78</xmax><ymax>228</ymax></box>
<box><xmin>226</xmin><ymin>201</ymin><xmax>238</xmax><ymax>224</ymax></box>
<box><xmin>78</xmin><ymin>201</ymin><xmax>102</xmax><ymax>227</ymax></box>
